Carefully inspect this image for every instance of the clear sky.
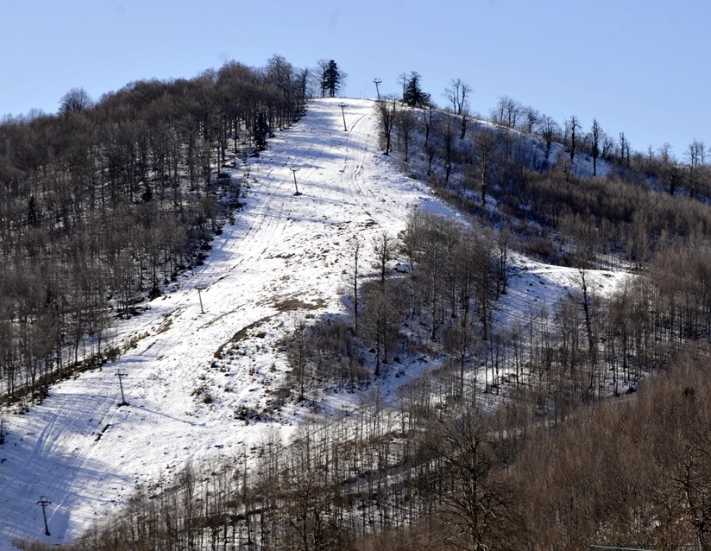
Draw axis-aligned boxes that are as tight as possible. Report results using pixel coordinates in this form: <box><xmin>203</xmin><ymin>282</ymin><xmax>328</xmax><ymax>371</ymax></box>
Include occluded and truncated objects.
<box><xmin>1</xmin><ymin>0</ymin><xmax>708</xmax><ymax>157</ymax></box>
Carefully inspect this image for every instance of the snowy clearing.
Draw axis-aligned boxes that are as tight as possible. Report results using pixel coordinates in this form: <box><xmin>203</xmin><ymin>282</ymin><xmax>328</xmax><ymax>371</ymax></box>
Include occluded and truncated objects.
<box><xmin>498</xmin><ymin>252</ymin><xmax>630</xmax><ymax>326</ymax></box>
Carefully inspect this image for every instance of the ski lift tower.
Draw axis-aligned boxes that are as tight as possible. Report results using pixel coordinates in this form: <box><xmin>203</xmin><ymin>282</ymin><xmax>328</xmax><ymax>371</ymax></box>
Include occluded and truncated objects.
<box><xmin>290</xmin><ymin>167</ymin><xmax>302</xmax><ymax>196</ymax></box>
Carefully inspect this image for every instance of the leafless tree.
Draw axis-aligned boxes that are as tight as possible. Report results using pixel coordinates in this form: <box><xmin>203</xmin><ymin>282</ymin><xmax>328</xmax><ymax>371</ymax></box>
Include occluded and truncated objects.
<box><xmin>473</xmin><ymin>130</ymin><xmax>497</xmax><ymax>206</ymax></box>
<box><xmin>59</xmin><ymin>87</ymin><xmax>93</xmax><ymax>114</ymax></box>
<box><xmin>377</xmin><ymin>99</ymin><xmax>397</xmax><ymax>155</ymax></box>
<box><xmin>373</xmin><ymin>232</ymin><xmax>393</xmax><ymax>287</ymax></box>
<box><xmin>445</xmin><ymin>78</ymin><xmax>472</xmax><ymax>139</ymax></box>
<box><xmin>351</xmin><ymin>237</ymin><xmax>361</xmax><ymax>336</ymax></box>
<box><xmin>539</xmin><ymin>115</ymin><xmax>559</xmax><ymax>164</ymax></box>
<box><xmin>688</xmin><ymin>140</ymin><xmax>706</xmax><ymax>198</ymax></box>
<box><xmin>567</xmin><ymin>115</ymin><xmax>581</xmax><ymax>164</ymax></box>
<box><xmin>590</xmin><ymin>118</ymin><xmax>603</xmax><ymax>176</ymax></box>
<box><xmin>396</xmin><ymin>108</ymin><xmax>416</xmax><ymax>162</ymax></box>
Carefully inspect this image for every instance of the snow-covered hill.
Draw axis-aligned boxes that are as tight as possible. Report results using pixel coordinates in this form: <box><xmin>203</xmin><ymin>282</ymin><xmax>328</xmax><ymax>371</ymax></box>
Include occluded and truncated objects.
<box><xmin>0</xmin><ymin>98</ymin><xmax>628</xmax><ymax>549</ymax></box>
<box><xmin>0</xmin><ymin>98</ymin><xmax>463</xmax><ymax>548</ymax></box>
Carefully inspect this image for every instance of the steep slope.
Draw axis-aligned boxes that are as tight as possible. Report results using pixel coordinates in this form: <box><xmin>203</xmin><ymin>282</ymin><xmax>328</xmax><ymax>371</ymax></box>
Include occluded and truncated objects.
<box><xmin>0</xmin><ymin>98</ymin><xmax>628</xmax><ymax>549</ymax></box>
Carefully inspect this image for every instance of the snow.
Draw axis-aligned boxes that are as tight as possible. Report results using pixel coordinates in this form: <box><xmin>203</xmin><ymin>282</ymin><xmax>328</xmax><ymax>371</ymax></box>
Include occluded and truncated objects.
<box><xmin>498</xmin><ymin>252</ymin><xmax>630</xmax><ymax>326</ymax></box>
<box><xmin>0</xmin><ymin>98</ymin><xmax>631</xmax><ymax>550</ymax></box>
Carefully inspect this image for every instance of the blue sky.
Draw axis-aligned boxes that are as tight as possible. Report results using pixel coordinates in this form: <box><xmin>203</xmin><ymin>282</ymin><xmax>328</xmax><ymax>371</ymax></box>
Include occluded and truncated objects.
<box><xmin>1</xmin><ymin>0</ymin><xmax>708</xmax><ymax>156</ymax></box>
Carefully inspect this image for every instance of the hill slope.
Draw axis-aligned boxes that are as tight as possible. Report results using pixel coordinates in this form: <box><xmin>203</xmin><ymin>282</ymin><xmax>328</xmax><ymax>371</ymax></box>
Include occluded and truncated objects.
<box><xmin>0</xmin><ymin>98</ymin><xmax>627</xmax><ymax>549</ymax></box>
<box><xmin>0</xmin><ymin>98</ymin><xmax>463</xmax><ymax>547</ymax></box>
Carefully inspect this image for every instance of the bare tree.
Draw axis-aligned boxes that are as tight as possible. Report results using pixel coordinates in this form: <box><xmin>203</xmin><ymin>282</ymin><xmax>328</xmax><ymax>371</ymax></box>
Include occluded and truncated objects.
<box><xmin>377</xmin><ymin>99</ymin><xmax>397</xmax><ymax>155</ymax></box>
<box><xmin>425</xmin><ymin>117</ymin><xmax>440</xmax><ymax>176</ymax></box>
<box><xmin>292</xmin><ymin>318</ymin><xmax>307</xmax><ymax>401</ymax></box>
<box><xmin>59</xmin><ymin>87</ymin><xmax>93</xmax><ymax>114</ymax></box>
<box><xmin>659</xmin><ymin>143</ymin><xmax>682</xmax><ymax>196</ymax></box>
<box><xmin>443</xmin><ymin>117</ymin><xmax>456</xmax><ymax>184</ymax></box>
<box><xmin>567</xmin><ymin>115</ymin><xmax>581</xmax><ymax>165</ymax></box>
<box><xmin>473</xmin><ymin>130</ymin><xmax>497</xmax><ymax>206</ymax></box>
<box><xmin>445</xmin><ymin>78</ymin><xmax>472</xmax><ymax>139</ymax></box>
<box><xmin>539</xmin><ymin>115</ymin><xmax>558</xmax><ymax>165</ymax></box>
<box><xmin>427</xmin><ymin>412</ymin><xmax>518</xmax><ymax>550</ymax></box>
<box><xmin>619</xmin><ymin>131</ymin><xmax>631</xmax><ymax>166</ymax></box>
<box><xmin>688</xmin><ymin>140</ymin><xmax>706</xmax><ymax>198</ymax></box>
<box><xmin>493</xmin><ymin>96</ymin><xmax>520</xmax><ymax>129</ymax></box>
<box><xmin>373</xmin><ymin>232</ymin><xmax>393</xmax><ymax>287</ymax></box>
<box><xmin>523</xmin><ymin>106</ymin><xmax>539</xmax><ymax>134</ymax></box>
<box><xmin>362</xmin><ymin>281</ymin><xmax>403</xmax><ymax>376</ymax></box>
<box><xmin>591</xmin><ymin>118</ymin><xmax>603</xmax><ymax>176</ymax></box>
<box><xmin>351</xmin><ymin>238</ymin><xmax>361</xmax><ymax>336</ymax></box>
<box><xmin>602</xmin><ymin>135</ymin><xmax>615</xmax><ymax>161</ymax></box>
<box><xmin>577</xmin><ymin>269</ymin><xmax>597</xmax><ymax>391</ymax></box>
<box><xmin>396</xmin><ymin>108</ymin><xmax>416</xmax><ymax>162</ymax></box>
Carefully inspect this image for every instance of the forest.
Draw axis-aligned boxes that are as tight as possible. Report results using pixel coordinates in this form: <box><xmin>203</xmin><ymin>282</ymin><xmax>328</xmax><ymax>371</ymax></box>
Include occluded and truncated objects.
<box><xmin>0</xmin><ymin>55</ymin><xmax>312</xmax><ymax>402</ymax></box>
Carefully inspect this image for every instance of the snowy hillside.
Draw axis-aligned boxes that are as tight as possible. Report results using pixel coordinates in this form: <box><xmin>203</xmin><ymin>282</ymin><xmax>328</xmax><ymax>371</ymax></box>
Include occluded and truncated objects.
<box><xmin>0</xmin><ymin>98</ymin><xmax>628</xmax><ymax>549</ymax></box>
<box><xmin>0</xmin><ymin>98</ymin><xmax>464</xmax><ymax>548</ymax></box>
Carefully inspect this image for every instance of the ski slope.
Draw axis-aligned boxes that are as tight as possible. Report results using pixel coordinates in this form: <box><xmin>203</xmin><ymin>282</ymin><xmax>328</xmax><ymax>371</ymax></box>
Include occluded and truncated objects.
<box><xmin>0</xmin><ymin>98</ymin><xmax>467</xmax><ymax>548</ymax></box>
<box><xmin>0</xmin><ymin>98</ymin><xmax>629</xmax><ymax>549</ymax></box>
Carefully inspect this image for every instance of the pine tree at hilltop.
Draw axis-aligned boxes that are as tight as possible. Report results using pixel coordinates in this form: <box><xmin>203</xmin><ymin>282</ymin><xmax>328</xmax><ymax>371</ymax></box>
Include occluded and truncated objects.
<box><xmin>402</xmin><ymin>72</ymin><xmax>430</xmax><ymax>108</ymax></box>
<box><xmin>321</xmin><ymin>60</ymin><xmax>342</xmax><ymax>97</ymax></box>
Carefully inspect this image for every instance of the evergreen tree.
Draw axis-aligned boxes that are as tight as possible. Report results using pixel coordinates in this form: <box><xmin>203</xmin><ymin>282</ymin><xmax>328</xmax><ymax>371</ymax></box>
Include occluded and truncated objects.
<box><xmin>402</xmin><ymin>72</ymin><xmax>430</xmax><ymax>108</ymax></box>
<box><xmin>320</xmin><ymin>60</ymin><xmax>342</xmax><ymax>97</ymax></box>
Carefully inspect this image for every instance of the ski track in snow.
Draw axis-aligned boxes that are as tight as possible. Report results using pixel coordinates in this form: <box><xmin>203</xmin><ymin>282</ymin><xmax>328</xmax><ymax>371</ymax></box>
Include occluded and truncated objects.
<box><xmin>0</xmin><ymin>98</ymin><xmax>629</xmax><ymax>549</ymax></box>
